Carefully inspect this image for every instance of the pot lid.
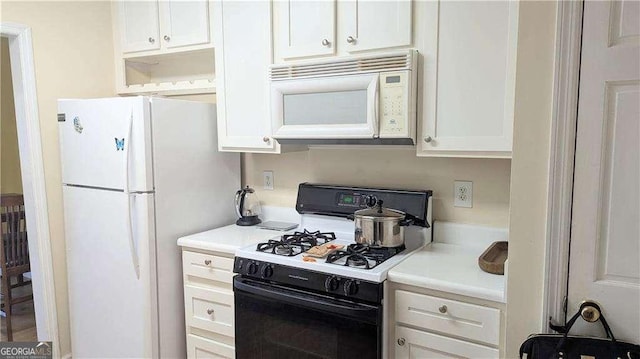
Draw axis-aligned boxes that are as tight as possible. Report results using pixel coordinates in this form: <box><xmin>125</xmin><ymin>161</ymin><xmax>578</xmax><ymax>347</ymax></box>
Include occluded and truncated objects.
<box><xmin>354</xmin><ymin>200</ymin><xmax>405</xmax><ymax>219</ymax></box>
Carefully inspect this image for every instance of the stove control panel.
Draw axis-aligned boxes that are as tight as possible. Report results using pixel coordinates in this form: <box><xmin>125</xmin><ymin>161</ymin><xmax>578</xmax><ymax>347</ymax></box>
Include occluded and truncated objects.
<box><xmin>233</xmin><ymin>257</ymin><xmax>383</xmax><ymax>304</ymax></box>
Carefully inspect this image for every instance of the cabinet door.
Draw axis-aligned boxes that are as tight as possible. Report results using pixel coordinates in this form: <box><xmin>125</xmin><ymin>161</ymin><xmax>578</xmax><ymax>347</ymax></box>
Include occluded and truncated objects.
<box><xmin>417</xmin><ymin>1</ymin><xmax>518</xmax><ymax>158</ymax></box>
<box><xmin>395</xmin><ymin>326</ymin><xmax>499</xmax><ymax>359</ymax></box>
<box><xmin>159</xmin><ymin>0</ymin><xmax>211</xmax><ymax>49</ymax></box>
<box><xmin>213</xmin><ymin>0</ymin><xmax>280</xmax><ymax>153</ymax></box>
<box><xmin>339</xmin><ymin>0</ymin><xmax>412</xmax><ymax>53</ymax></box>
<box><xmin>118</xmin><ymin>1</ymin><xmax>161</xmax><ymax>53</ymax></box>
<box><xmin>275</xmin><ymin>0</ymin><xmax>336</xmax><ymax>60</ymax></box>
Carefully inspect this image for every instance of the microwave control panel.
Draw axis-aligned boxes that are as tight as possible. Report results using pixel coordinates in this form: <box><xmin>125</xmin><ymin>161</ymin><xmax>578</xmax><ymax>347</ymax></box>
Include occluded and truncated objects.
<box><xmin>379</xmin><ymin>71</ymin><xmax>410</xmax><ymax>137</ymax></box>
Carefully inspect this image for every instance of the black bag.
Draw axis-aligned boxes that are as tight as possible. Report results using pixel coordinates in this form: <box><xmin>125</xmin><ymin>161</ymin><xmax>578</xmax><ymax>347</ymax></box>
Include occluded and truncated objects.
<box><xmin>519</xmin><ymin>302</ymin><xmax>640</xmax><ymax>359</ymax></box>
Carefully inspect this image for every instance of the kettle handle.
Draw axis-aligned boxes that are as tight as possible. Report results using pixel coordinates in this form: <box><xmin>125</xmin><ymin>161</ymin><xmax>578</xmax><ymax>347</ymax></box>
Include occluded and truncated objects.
<box><xmin>235</xmin><ymin>189</ymin><xmax>245</xmax><ymax>218</ymax></box>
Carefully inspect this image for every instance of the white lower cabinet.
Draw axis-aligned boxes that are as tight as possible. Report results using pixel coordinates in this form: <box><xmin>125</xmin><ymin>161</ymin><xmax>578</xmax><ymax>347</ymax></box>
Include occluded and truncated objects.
<box><xmin>182</xmin><ymin>249</ymin><xmax>236</xmax><ymax>358</ymax></box>
<box><xmin>395</xmin><ymin>326</ymin><xmax>499</xmax><ymax>359</ymax></box>
<box><xmin>391</xmin><ymin>286</ymin><xmax>503</xmax><ymax>359</ymax></box>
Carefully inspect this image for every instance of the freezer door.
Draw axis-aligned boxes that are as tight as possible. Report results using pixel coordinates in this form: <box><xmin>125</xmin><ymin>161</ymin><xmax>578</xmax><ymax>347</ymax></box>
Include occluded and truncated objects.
<box><xmin>63</xmin><ymin>186</ymin><xmax>157</xmax><ymax>358</ymax></box>
<box><xmin>58</xmin><ymin>97</ymin><xmax>153</xmax><ymax>192</ymax></box>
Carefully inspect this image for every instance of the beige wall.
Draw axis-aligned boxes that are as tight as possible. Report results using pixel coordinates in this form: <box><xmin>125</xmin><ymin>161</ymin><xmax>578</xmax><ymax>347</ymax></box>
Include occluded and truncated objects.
<box><xmin>243</xmin><ymin>146</ymin><xmax>512</xmax><ymax>228</ymax></box>
<box><xmin>1</xmin><ymin>37</ymin><xmax>23</xmax><ymax>194</ymax></box>
<box><xmin>505</xmin><ymin>1</ymin><xmax>557</xmax><ymax>356</ymax></box>
<box><xmin>1</xmin><ymin>2</ymin><xmax>115</xmax><ymax>355</ymax></box>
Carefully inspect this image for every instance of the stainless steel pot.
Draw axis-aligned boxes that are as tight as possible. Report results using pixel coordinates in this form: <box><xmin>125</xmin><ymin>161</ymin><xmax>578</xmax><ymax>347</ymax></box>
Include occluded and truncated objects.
<box><xmin>353</xmin><ymin>199</ymin><xmax>414</xmax><ymax>247</ymax></box>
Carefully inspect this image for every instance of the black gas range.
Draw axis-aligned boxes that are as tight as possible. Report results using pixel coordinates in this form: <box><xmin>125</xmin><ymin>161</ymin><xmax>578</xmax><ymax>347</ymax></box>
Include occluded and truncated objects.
<box><xmin>233</xmin><ymin>183</ymin><xmax>432</xmax><ymax>359</ymax></box>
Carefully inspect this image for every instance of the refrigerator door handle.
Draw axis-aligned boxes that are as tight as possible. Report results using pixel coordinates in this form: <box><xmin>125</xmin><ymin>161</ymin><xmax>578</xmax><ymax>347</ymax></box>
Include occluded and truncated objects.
<box><xmin>124</xmin><ymin>112</ymin><xmax>140</xmax><ymax>279</ymax></box>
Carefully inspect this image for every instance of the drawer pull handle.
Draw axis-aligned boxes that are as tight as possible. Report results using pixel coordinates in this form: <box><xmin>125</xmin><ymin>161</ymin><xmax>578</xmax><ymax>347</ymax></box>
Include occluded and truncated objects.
<box><xmin>204</xmin><ymin>259</ymin><xmax>212</xmax><ymax>265</ymax></box>
<box><xmin>207</xmin><ymin>308</ymin><xmax>214</xmax><ymax>315</ymax></box>
<box><xmin>439</xmin><ymin>305</ymin><xmax>448</xmax><ymax>314</ymax></box>
<box><xmin>397</xmin><ymin>338</ymin><xmax>405</xmax><ymax>346</ymax></box>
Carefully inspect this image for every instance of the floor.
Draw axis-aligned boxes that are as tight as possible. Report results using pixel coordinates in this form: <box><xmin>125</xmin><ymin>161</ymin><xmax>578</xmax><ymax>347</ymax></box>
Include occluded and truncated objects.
<box><xmin>0</xmin><ymin>282</ymin><xmax>37</xmax><ymax>342</ymax></box>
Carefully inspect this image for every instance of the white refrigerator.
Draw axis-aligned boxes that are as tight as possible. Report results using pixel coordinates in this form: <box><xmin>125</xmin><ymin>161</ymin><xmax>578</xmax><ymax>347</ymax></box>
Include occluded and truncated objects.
<box><xmin>58</xmin><ymin>97</ymin><xmax>240</xmax><ymax>358</ymax></box>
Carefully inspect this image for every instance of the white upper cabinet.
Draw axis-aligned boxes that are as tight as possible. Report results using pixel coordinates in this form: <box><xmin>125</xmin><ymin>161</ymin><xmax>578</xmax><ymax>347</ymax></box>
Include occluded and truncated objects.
<box><xmin>339</xmin><ymin>0</ymin><xmax>412</xmax><ymax>53</ymax></box>
<box><xmin>274</xmin><ymin>0</ymin><xmax>412</xmax><ymax>61</ymax></box>
<box><xmin>159</xmin><ymin>1</ymin><xmax>211</xmax><ymax>49</ymax></box>
<box><xmin>118</xmin><ymin>0</ymin><xmax>212</xmax><ymax>54</ymax></box>
<box><xmin>416</xmin><ymin>1</ymin><xmax>518</xmax><ymax>158</ymax></box>
<box><xmin>214</xmin><ymin>0</ymin><xmax>280</xmax><ymax>153</ymax></box>
<box><xmin>275</xmin><ymin>0</ymin><xmax>336</xmax><ymax>60</ymax></box>
<box><xmin>119</xmin><ymin>1</ymin><xmax>161</xmax><ymax>53</ymax></box>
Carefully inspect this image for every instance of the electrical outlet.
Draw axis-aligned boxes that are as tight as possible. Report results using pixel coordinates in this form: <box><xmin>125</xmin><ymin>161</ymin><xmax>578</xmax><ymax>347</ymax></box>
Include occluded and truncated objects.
<box><xmin>263</xmin><ymin>171</ymin><xmax>274</xmax><ymax>190</ymax></box>
<box><xmin>454</xmin><ymin>181</ymin><xmax>473</xmax><ymax>208</ymax></box>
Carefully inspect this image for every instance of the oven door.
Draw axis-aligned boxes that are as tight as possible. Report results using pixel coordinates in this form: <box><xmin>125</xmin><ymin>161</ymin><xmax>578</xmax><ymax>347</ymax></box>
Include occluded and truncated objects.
<box><xmin>270</xmin><ymin>73</ymin><xmax>379</xmax><ymax>140</ymax></box>
<box><xmin>234</xmin><ymin>276</ymin><xmax>382</xmax><ymax>359</ymax></box>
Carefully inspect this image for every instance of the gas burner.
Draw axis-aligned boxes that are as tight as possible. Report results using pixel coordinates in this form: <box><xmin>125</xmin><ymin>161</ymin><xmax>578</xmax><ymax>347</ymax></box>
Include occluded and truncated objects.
<box><xmin>282</xmin><ymin>229</ymin><xmax>336</xmax><ymax>247</ymax></box>
<box><xmin>256</xmin><ymin>229</ymin><xmax>336</xmax><ymax>256</ymax></box>
<box><xmin>326</xmin><ymin>244</ymin><xmax>406</xmax><ymax>270</ymax></box>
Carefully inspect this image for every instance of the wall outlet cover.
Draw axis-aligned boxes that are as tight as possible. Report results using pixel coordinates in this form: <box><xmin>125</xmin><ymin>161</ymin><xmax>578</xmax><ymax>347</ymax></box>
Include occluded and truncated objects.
<box><xmin>454</xmin><ymin>180</ymin><xmax>473</xmax><ymax>208</ymax></box>
<box><xmin>263</xmin><ymin>170</ymin><xmax>274</xmax><ymax>190</ymax></box>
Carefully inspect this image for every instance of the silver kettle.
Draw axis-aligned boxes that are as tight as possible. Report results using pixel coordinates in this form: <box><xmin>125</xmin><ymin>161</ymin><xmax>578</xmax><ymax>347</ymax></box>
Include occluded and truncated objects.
<box><xmin>234</xmin><ymin>186</ymin><xmax>262</xmax><ymax>226</ymax></box>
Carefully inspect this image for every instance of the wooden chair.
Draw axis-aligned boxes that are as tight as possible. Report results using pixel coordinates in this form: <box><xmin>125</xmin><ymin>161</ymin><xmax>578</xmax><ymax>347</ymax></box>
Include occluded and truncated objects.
<box><xmin>0</xmin><ymin>194</ymin><xmax>32</xmax><ymax>341</ymax></box>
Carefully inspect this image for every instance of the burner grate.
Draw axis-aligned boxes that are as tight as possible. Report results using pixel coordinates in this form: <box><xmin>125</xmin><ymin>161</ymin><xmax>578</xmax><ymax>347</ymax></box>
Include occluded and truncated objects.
<box><xmin>326</xmin><ymin>244</ymin><xmax>405</xmax><ymax>270</ymax></box>
<box><xmin>256</xmin><ymin>229</ymin><xmax>336</xmax><ymax>257</ymax></box>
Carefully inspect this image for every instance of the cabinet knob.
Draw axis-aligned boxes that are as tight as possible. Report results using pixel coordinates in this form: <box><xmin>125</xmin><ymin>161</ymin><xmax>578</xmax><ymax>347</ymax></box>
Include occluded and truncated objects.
<box><xmin>207</xmin><ymin>308</ymin><xmax>214</xmax><ymax>315</ymax></box>
<box><xmin>439</xmin><ymin>305</ymin><xmax>448</xmax><ymax>314</ymax></box>
<box><xmin>322</xmin><ymin>39</ymin><xmax>330</xmax><ymax>47</ymax></box>
<box><xmin>397</xmin><ymin>338</ymin><xmax>405</xmax><ymax>346</ymax></box>
<box><xmin>148</xmin><ymin>37</ymin><xmax>155</xmax><ymax>44</ymax></box>
<box><xmin>424</xmin><ymin>136</ymin><xmax>433</xmax><ymax>143</ymax></box>
<box><xmin>164</xmin><ymin>35</ymin><xmax>171</xmax><ymax>42</ymax></box>
<box><xmin>346</xmin><ymin>36</ymin><xmax>356</xmax><ymax>44</ymax></box>
<box><xmin>262</xmin><ymin>136</ymin><xmax>271</xmax><ymax>143</ymax></box>
<box><xmin>204</xmin><ymin>259</ymin><xmax>211</xmax><ymax>265</ymax></box>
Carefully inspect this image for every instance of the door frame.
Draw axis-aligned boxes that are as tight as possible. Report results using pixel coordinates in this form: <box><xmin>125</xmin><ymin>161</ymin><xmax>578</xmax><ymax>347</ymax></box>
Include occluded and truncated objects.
<box><xmin>543</xmin><ymin>0</ymin><xmax>583</xmax><ymax>330</ymax></box>
<box><xmin>1</xmin><ymin>22</ymin><xmax>60</xmax><ymax>355</ymax></box>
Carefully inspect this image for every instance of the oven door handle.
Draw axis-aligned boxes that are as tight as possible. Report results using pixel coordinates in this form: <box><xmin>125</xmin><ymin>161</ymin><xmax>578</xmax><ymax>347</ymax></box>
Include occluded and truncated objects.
<box><xmin>234</xmin><ymin>277</ymin><xmax>380</xmax><ymax>325</ymax></box>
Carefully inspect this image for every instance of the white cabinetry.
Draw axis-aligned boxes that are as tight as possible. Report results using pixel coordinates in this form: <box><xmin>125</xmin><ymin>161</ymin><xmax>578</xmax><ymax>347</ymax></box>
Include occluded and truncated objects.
<box><xmin>274</xmin><ymin>0</ymin><xmax>412</xmax><ymax>61</ymax></box>
<box><xmin>119</xmin><ymin>1</ymin><xmax>161</xmax><ymax>53</ymax></box>
<box><xmin>339</xmin><ymin>0</ymin><xmax>412</xmax><ymax>53</ymax></box>
<box><xmin>213</xmin><ymin>0</ymin><xmax>280</xmax><ymax>153</ymax></box>
<box><xmin>389</xmin><ymin>284</ymin><xmax>504</xmax><ymax>358</ymax></box>
<box><xmin>113</xmin><ymin>0</ymin><xmax>216</xmax><ymax>95</ymax></box>
<box><xmin>119</xmin><ymin>0</ymin><xmax>211</xmax><ymax>54</ymax></box>
<box><xmin>182</xmin><ymin>249</ymin><xmax>236</xmax><ymax>358</ymax></box>
<box><xmin>275</xmin><ymin>0</ymin><xmax>336</xmax><ymax>60</ymax></box>
<box><xmin>416</xmin><ymin>1</ymin><xmax>519</xmax><ymax>157</ymax></box>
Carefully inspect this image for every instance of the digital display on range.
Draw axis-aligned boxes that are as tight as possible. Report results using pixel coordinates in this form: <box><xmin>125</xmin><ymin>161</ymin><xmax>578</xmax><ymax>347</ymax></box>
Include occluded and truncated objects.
<box><xmin>337</xmin><ymin>193</ymin><xmax>361</xmax><ymax>207</ymax></box>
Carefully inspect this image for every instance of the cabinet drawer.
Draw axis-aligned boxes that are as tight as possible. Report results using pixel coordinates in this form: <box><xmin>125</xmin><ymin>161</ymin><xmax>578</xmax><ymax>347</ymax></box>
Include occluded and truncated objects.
<box><xmin>395</xmin><ymin>290</ymin><xmax>500</xmax><ymax>346</ymax></box>
<box><xmin>395</xmin><ymin>326</ymin><xmax>499</xmax><ymax>359</ymax></box>
<box><xmin>187</xmin><ymin>333</ymin><xmax>235</xmax><ymax>359</ymax></box>
<box><xmin>185</xmin><ymin>285</ymin><xmax>234</xmax><ymax>337</ymax></box>
<box><xmin>183</xmin><ymin>250</ymin><xmax>234</xmax><ymax>284</ymax></box>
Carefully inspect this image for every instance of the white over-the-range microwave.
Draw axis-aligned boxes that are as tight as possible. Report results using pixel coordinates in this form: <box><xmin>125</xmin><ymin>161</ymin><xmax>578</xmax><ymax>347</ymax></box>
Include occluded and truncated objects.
<box><xmin>269</xmin><ymin>50</ymin><xmax>418</xmax><ymax>145</ymax></box>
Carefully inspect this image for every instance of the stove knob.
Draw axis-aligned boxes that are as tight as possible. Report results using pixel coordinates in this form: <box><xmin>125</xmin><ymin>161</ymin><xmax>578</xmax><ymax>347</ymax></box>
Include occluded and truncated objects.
<box><xmin>261</xmin><ymin>264</ymin><xmax>274</xmax><ymax>278</ymax></box>
<box><xmin>247</xmin><ymin>262</ymin><xmax>258</xmax><ymax>275</ymax></box>
<box><xmin>324</xmin><ymin>275</ymin><xmax>339</xmax><ymax>292</ymax></box>
<box><xmin>343</xmin><ymin>280</ymin><xmax>359</xmax><ymax>296</ymax></box>
<box><xmin>235</xmin><ymin>259</ymin><xmax>244</xmax><ymax>272</ymax></box>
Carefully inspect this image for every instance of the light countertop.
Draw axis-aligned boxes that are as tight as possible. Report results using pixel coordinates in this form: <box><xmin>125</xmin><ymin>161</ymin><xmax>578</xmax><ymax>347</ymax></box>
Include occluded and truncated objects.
<box><xmin>177</xmin><ymin>206</ymin><xmax>300</xmax><ymax>254</ymax></box>
<box><xmin>387</xmin><ymin>221</ymin><xmax>508</xmax><ymax>303</ymax></box>
<box><xmin>177</xmin><ymin>224</ymin><xmax>288</xmax><ymax>254</ymax></box>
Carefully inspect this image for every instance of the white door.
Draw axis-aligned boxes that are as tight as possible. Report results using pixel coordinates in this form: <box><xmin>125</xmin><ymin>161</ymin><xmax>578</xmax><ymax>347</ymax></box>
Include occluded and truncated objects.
<box><xmin>339</xmin><ymin>0</ymin><xmax>412</xmax><ymax>53</ymax></box>
<box><xmin>58</xmin><ymin>97</ymin><xmax>153</xmax><ymax>192</ymax></box>
<box><xmin>118</xmin><ymin>1</ymin><xmax>161</xmax><ymax>53</ymax></box>
<box><xmin>159</xmin><ymin>0</ymin><xmax>211</xmax><ymax>49</ymax></box>
<box><xmin>213</xmin><ymin>0</ymin><xmax>279</xmax><ymax>153</ymax></box>
<box><xmin>416</xmin><ymin>0</ymin><xmax>518</xmax><ymax>158</ymax></box>
<box><xmin>394</xmin><ymin>326</ymin><xmax>499</xmax><ymax>359</ymax></box>
<box><xmin>64</xmin><ymin>187</ymin><xmax>156</xmax><ymax>358</ymax></box>
<box><xmin>568</xmin><ymin>0</ymin><xmax>640</xmax><ymax>343</ymax></box>
<box><xmin>275</xmin><ymin>0</ymin><xmax>336</xmax><ymax>60</ymax></box>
